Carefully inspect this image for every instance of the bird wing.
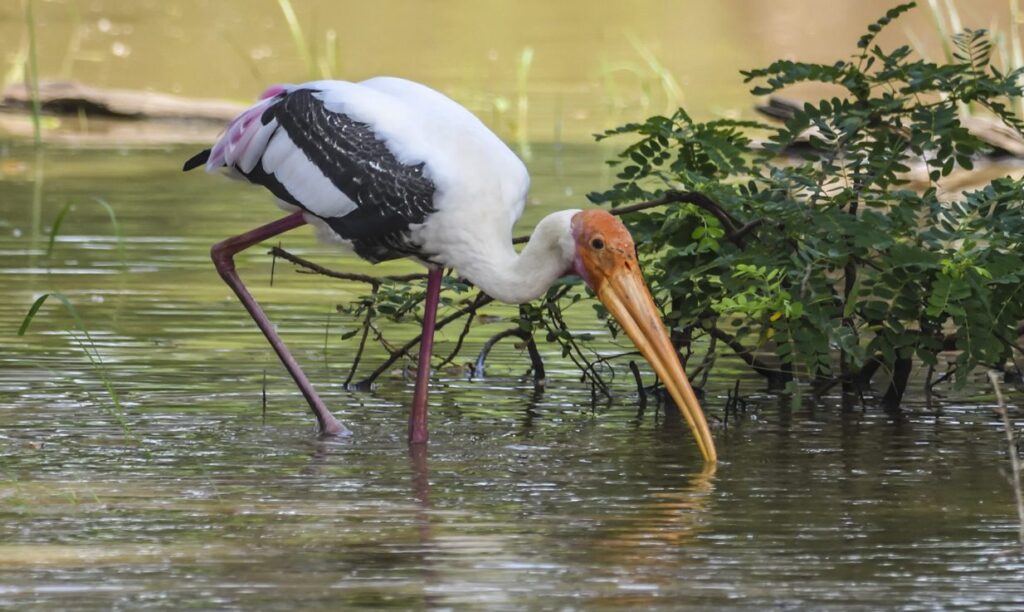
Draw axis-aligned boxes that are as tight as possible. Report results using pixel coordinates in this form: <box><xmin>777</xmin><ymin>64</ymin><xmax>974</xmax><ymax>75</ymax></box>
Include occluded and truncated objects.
<box><xmin>186</xmin><ymin>84</ymin><xmax>437</xmax><ymax>262</ymax></box>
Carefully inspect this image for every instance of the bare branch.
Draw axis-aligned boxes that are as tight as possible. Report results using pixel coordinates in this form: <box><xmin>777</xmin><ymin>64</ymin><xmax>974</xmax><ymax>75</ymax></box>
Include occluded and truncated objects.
<box><xmin>356</xmin><ymin>292</ymin><xmax>493</xmax><ymax>387</ymax></box>
<box><xmin>473</xmin><ymin>327</ymin><xmax>546</xmax><ymax>385</ymax></box>
<box><xmin>706</xmin><ymin>326</ymin><xmax>779</xmax><ymax>380</ymax></box>
<box><xmin>269</xmin><ymin>246</ymin><xmax>427</xmax><ymax>287</ymax></box>
<box><xmin>343</xmin><ymin>291</ymin><xmax>377</xmax><ymax>388</ymax></box>
<box><xmin>512</xmin><ymin>191</ymin><xmax>761</xmax><ymax>247</ymax></box>
<box><xmin>436</xmin><ymin>306</ymin><xmax>477</xmax><ymax>369</ymax></box>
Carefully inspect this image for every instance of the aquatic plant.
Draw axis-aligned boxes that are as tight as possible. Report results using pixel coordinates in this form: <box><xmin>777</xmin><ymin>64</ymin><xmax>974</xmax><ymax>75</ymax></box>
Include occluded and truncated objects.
<box><xmin>589</xmin><ymin>2</ymin><xmax>1024</xmax><ymax>405</ymax></box>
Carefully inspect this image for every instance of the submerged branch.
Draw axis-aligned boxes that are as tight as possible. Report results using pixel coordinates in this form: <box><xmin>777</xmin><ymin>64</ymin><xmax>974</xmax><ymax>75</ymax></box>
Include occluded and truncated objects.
<box><xmin>473</xmin><ymin>327</ymin><xmax>546</xmax><ymax>384</ymax></box>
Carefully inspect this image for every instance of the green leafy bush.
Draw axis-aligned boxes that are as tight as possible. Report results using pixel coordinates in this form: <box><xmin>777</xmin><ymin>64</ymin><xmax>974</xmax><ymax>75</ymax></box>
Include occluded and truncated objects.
<box><xmin>588</xmin><ymin>2</ymin><xmax>1024</xmax><ymax>405</ymax></box>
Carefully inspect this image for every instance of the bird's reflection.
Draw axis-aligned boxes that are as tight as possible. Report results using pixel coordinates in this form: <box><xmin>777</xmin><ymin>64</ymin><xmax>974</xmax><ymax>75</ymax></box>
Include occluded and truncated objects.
<box><xmin>595</xmin><ymin>462</ymin><xmax>718</xmax><ymax>556</ymax></box>
<box><xmin>408</xmin><ymin>443</ymin><xmax>433</xmax><ymax>539</ymax></box>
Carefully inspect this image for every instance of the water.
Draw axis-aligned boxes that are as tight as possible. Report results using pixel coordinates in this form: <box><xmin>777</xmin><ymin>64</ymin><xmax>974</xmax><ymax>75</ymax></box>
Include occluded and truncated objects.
<box><xmin>4</xmin><ymin>0</ymin><xmax>1024</xmax><ymax>607</ymax></box>
<box><xmin>1</xmin><ymin>142</ymin><xmax>1023</xmax><ymax>609</ymax></box>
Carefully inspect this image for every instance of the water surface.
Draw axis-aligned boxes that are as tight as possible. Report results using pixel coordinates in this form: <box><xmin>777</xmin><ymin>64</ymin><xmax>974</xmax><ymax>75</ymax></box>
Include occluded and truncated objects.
<box><xmin>1</xmin><ymin>143</ymin><xmax>1023</xmax><ymax>609</ymax></box>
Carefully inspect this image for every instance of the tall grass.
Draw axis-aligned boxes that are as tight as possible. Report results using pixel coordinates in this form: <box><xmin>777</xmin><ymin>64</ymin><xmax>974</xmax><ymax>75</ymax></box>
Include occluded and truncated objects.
<box><xmin>599</xmin><ymin>33</ymin><xmax>687</xmax><ymax>131</ymax></box>
<box><xmin>515</xmin><ymin>46</ymin><xmax>534</xmax><ymax>160</ymax></box>
<box><xmin>23</xmin><ymin>0</ymin><xmax>42</xmax><ymax>146</ymax></box>
<box><xmin>18</xmin><ymin>292</ymin><xmax>133</xmax><ymax>439</ymax></box>
<box><xmin>920</xmin><ymin>0</ymin><xmax>1024</xmax><ymax>117</ymax></box>
<box><xmin>626</xmin><ymin>34</ymin><xmax>685</xmax><ymax>115</ymax></box>
<box><xmin>1010</xmin><ymin>0</ymin><xmax>1024</xmax><ymax>118</ymax></box>
<box><xmin>46</xmin><ymin>197</ymin><xmax>127</xmax><ymax>268</ymax></box>
<box><xmin>276</xmin><ymin>0</ymin><xmax>314</xmax><ymax>78</ymax></box>
<box><xmin>276</xmin><ymin>0</ymin><xmax>339</xmax><ymax>80</ymax></box>
<box><xmin>988</xmin><ymin>372</ymin><xmax>1024</xmax><ymax>550</ymax></box>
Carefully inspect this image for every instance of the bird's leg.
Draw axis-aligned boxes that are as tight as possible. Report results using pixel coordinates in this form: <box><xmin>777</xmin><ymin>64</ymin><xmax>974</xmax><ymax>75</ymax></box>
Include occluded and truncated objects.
<box><xmin>211</xmin><ymin>211</ymin><xmax>349</xmax><ymax>436</ymax></box>
<box><xmin>408</xmin><ymin>267</ymin><xmax>443</xmax><ymax>444</ymax></box>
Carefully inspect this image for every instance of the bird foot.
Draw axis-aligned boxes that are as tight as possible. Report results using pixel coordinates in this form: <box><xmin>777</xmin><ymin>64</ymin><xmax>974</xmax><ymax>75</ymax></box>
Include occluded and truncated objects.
<box><xmin>319</xmin><ymin>417</ymin><xmax>353</xmax><ymax>437</ymax></box>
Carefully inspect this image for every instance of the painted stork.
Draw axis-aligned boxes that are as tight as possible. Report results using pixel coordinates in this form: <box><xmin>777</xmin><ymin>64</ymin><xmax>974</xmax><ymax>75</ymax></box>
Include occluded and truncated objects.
<box><xmin>183</xmin><ymin>77</ymin><xmax>716</xmax><ymax>462</ymax></box>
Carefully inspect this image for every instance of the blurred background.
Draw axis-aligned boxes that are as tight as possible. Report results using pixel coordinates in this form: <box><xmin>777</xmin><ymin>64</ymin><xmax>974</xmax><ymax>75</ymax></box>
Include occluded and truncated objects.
<box><xmin>1</xmin><ymin>0</ymin><xmax>1015</xmax><ymax>144</ymax></box>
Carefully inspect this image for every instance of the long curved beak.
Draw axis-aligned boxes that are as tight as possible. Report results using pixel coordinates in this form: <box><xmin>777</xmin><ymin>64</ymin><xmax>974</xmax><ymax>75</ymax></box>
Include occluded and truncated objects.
<box><xmin>596</xmin><ymin>267</ymin><xmax>717</xmax><ymax>463</ymax></box>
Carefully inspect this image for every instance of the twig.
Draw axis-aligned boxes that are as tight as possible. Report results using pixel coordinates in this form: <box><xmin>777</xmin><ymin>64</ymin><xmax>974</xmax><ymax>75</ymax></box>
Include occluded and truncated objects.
<box><xmin>474</xmin><ymin>328</ymin><xmax>524</xmax><ymax>377</ymax></box>
<box><xmin>269</xmin><ymin>246</ymin><xmax>427</xmax><ymax>288</ymax></box>
<box><xmin>580</xmin><ymin>350</ymin><xmax>642</xmax><ymax>387</ymax></box>
<box><xmin>928</xmin><ymin>366</ymin><xmax>957</xmax><ymax>391</ymax></box>
<box><xmin>270</xmin><ymin>241</ymin><xmax>279</xmax><ymax>287</ymax></box>
<box><xmin>541</xmin><ymin>291</ymin><xmax>611</xmax><ymax>397</ymax></box>
<box><xmin>692</xmin><ymin>330</ymin><xmax>717</xmax><ymax>388</ymax></box>
<box><xmin>472</xmin><ymin>327</ymin><xmax>546</xmax><ymax>385</ymax></box>
<box><xmin>356</xmin><ymin>292</ymin><xmax>493</xmax><ymax>387</ymax></box>
<box><xmin>988</xmin><ymin>371</ymin><xmax>1024</xmax><ymax>551</ymax></box>
<box><xmin>343</xmin><ymin>292</ymin><xmax>377</xmax><ymax>388</ymax></box>
<box><xmin>261</xmin><ymin>370</ymin><xmax>267</xmax><ymax>423</ymax></box>
<box><xmin>511</xmin><ymin>191</ymin><xmax>762</xmax><ymax>247</ymax></box>
<box><xmin>628</xmin><ymin>360</ymin><xmax>647</xmax><ymax>415</ymax></box>
<box><xmin>924</xmin><ymin>363</ymin><xmax>935</xmax><ymax>409</ymax></box>
<box><xmin>706</xmin><ymin>326</ymin><xmax>779</xmax><ymax>380</ymax></box>
<box><xmin>437</xmin><ymin>306</ymin><xmax>477</xmax><ymax>368</ymax></box>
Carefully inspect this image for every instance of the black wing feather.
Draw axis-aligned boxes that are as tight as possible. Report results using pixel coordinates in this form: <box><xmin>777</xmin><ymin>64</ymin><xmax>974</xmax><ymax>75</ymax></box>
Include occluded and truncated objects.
<box><xmin>269</xmin><ymin>89</ymin><xmax>437</xmax><ymax>262</ymax></box>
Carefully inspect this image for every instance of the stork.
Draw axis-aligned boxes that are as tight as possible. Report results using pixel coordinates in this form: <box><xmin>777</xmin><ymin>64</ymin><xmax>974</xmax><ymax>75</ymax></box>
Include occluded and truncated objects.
<box><xmin>183</xmin><ymin>77</ymin><xmax>716</xmax><ymax>462</ymax></box>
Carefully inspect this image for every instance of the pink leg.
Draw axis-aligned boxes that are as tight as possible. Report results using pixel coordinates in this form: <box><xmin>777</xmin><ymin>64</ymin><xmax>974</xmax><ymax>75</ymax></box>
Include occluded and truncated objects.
<box><xmin>211</xmin><ymin>211</ymin><xmax>349</xmax><ymax>436</ymax></box>
<box><xmin>408</xmin><ymin>267</ymin><xmax>442</xmax><ymax>444</ymax></box>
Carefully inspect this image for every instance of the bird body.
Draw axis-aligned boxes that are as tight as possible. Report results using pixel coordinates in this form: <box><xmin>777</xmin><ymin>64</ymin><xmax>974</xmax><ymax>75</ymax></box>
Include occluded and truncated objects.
<box><xmin>192</xmin><ymin>78</ymin><xmax>530</xmax><ymax>274</ymax></box>
<box><xmin>185</xmin><ymin>77</ymin><xmax>716</xmax><ymax>462</ymax></box>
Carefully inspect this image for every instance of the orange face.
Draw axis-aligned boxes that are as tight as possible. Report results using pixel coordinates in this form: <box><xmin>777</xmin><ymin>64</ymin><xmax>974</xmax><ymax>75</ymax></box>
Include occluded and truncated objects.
<box><xmin>571</xmin><ymin>210</ymin><xmax>717</xmax><ymax>463</ymax></box>
<box><xmin>571</xmin><ymin>209</ymin><xmax>640</xmax><ymax>290</ymax></box>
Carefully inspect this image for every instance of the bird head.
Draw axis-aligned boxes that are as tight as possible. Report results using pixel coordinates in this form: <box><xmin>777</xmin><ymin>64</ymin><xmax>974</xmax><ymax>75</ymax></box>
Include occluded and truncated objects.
<box><xmin>571</xmin><ymin>209</ymin><xmax>716</xmax><ymax>463</ymax></box>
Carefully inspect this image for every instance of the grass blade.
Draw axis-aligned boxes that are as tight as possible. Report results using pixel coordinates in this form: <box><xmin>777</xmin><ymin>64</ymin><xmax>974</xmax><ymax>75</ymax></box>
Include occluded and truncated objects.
<box><xmin>24</xmin><ymin>0</ymin><xmax>42</xmax><ymax>146</ymax></box>
<box><xmin>276</xmin><ymin>0</ymin><xmax>315</xmax><ymax>80</ymax></box>
<box><xmin>45</xmin><ymin>201</ymin><xmax>74</xmax><ymax>258</ymax></box>
<box><xmin>45</xmin><ymin>197</ymin><xmax>126</xmax><ymax>267</ymax></box>
<box><xmin>18</xmin><ymin>291</ymin><xmax>134</xmax><ymax>438</ymax></box>
<box><xmin>92</xmin><ymin>196</ymin><xmax>126</xmax><ymax>266</ymax></box>
<box><xmin>17</xmin><ymin>293</ymin><xmax>50</xmax><ymax>336</ymax></box>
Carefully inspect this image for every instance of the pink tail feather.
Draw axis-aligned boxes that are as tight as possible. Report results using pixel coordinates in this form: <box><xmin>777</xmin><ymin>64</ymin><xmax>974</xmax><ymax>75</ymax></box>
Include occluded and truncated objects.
<box><xmin>207</xmin><ymin>84</ymin><xmax>293</xmax><ymax>170</ymax></box>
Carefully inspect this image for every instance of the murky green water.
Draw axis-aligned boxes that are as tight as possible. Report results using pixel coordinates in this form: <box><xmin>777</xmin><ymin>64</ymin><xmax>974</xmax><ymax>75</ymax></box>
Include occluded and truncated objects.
<box><xmin>2</xmin><ymin>143</ymin><xmax>1023</xmax><ymax>609</ymax></box>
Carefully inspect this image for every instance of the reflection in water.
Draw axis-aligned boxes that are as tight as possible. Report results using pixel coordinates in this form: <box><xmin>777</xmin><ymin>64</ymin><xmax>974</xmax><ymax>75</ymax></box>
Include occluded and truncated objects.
<box><xmin>598</xmin><ymin>463</ymin><xmax>716</xmax><ymax>557</ymax></box>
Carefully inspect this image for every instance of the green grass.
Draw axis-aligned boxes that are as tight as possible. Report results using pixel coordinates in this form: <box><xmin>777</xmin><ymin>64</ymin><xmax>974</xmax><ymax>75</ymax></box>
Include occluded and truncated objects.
<box><xmin>1010</xmin><ymin>0</ymin><xmax>1024</xmax><ymax>117</ymax></box>
<box><xmin>45</xmin><ymin>197</ymin><xmax>126</xmax><ymax>267</ymax></box>
<box><xmin>18</xmin><ymin>292</ymin><xmax>134</xmax><ymax>439</ymax></box>
<box><xmin>276</xmin><ymin>0</ymin><xmax>339</xmax><ymax>80</ymax></box>
<box><xmin>24</xmin><ymin>0</ymin><xmax>42</xmax><ymax>146</ymax></box>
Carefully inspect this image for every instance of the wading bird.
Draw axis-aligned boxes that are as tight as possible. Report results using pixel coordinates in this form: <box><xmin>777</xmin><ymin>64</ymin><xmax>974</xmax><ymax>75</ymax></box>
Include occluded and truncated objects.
<box><xmin>183</xmin><ymin>77</ymin><xmax>716</xmax><ymax>462</ymax></box>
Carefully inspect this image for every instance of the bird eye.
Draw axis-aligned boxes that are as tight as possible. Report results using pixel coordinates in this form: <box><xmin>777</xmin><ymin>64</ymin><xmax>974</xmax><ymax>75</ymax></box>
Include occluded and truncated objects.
<box><xmin>591</xmin><ymin>238</ymin><xmax>605</xmax><ymax>250</ymax></box>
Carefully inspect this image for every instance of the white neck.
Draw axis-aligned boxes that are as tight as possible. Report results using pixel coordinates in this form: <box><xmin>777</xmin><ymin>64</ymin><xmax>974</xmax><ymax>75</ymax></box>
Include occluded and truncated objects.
<box><xmin>446</xmin><ymin>209</ymin><xmax>579</xmax><ymax>304</ymax></box>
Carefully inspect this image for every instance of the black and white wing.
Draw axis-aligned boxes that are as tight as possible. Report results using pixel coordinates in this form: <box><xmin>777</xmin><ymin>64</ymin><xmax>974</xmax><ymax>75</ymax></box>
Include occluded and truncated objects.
<box><xmin>184</xmin><ymin>83</ymin><xmax>437</xmax><ymax>262</ymax></box>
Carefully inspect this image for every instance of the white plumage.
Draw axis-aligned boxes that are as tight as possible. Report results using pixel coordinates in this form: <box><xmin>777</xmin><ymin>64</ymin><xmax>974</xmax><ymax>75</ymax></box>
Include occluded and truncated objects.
<box><xmin>201</xmin><ymin>77</ymin><xmax>542</xmax><ymax>298</ymax></box>
<box><xmin>184</xmin><ymin>76</ymin><xmax>718</xmax><ymax>461</ymax></box>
